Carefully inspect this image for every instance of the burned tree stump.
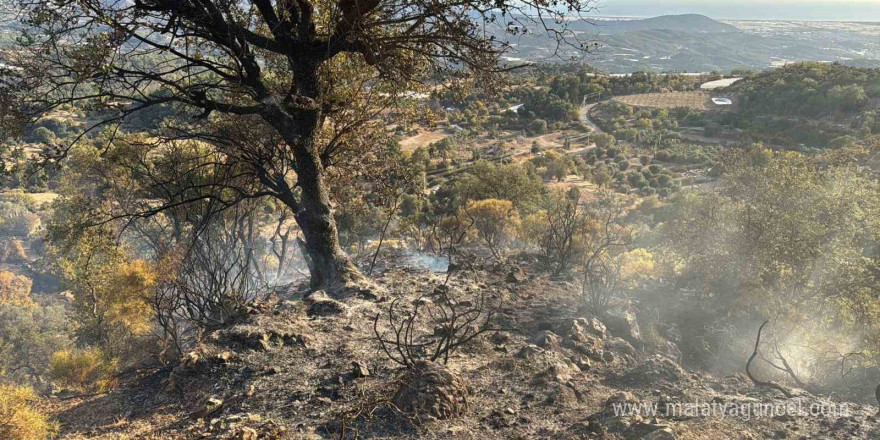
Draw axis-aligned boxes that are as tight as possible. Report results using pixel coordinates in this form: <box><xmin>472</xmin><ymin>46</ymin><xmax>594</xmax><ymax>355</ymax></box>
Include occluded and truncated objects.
<box><xmin>393</xmin><ymin>361</ymin><xmax>468</xmax><ymax>420</ymax></box>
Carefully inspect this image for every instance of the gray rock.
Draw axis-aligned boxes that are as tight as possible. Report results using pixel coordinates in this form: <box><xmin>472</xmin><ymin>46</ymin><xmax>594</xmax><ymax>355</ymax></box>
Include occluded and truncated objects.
<box><xmin>657</xmin><ymin>339</ymin><xmax>683</xmax><ymax>364</ymax></box>
<box><xmin>642</xmin><ymin>427</ymin><xmax>676</xmax><ymax>440</ymax></box>
<box><xmin>606</xmin><ymin>337</ymin><xmax>637</xmax><ymax>357</ymax></box>
<box><xmin>192</xmin><ymin>397</ymin><xmax>224</xmax><ymax>419</ymax></box>
<box><xmin>581</xmin><ymin>317</ymin><xmax>608</xmax><ymax>339</ymax></box>
<box><xmin>352</xmin><ymin>361</ymin><xmax>370</xmax><ymax>378</ymax></box>
<box><xmin>603</xmin><ymin>304</ymin><xmax>642</xmax><ymax>344</ymax></box>
<box><xmin>532</xmin><ymin>330</ymin><xmax>562</xmax><ymax>349</ymax></box>
<box><xmin>506</xmin><ymin>267</ymin><xmax>525</xmax><ymax>283</ymax></box>
<box><xmin>603</xmin><ymin>351</ymin><xmax>616</xmax><ymax>362</ymax></box>
<box><xmin>622</xmin><ymin>355</ymin><xmax>688</xmax><ymax>384</ymax></box>
<box><xmin>238</xmin><ymin>426</ymin><xmax>258</xmax><ymax>440</ymax></box>
<box><xmin>516</xmin><ymin>344</ymin><xmax>544</xmax><ymax>359</ymax></box>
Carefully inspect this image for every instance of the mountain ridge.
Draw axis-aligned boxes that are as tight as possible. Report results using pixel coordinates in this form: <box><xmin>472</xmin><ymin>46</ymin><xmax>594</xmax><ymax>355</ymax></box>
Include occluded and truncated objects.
<box><xmin>578</xmin><ymin>14</ymin><xmax>740</xmax><ymax>34</ymax></box>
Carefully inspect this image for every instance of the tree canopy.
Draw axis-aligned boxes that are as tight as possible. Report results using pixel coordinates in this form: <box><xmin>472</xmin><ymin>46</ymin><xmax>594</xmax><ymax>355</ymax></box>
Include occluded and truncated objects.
<box><xmin>9</xmin><ymin>0</ymin><xmax>599</xmax><ymax>291</ymax></box>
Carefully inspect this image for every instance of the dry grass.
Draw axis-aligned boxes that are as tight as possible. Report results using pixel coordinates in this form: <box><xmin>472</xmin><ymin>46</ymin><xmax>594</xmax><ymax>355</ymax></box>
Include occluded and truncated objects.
<box><xmin>0</xmin><ymin>191</ymin><xmax>59</xmax><ymax>205</ymax></box>
<box><xmin>614</xmin><ymin>91</ymin><xmax>728</xmax><ymax>111</ymax></box>
<box><xmin>23</xmin><ymin>192</ymin><xmax>58</xmax><ymax>204</ymax></box>
<box><xmin>398</xmin><ymin>129</ymin><xmax>450</xmax><ymax>152</ymax></box>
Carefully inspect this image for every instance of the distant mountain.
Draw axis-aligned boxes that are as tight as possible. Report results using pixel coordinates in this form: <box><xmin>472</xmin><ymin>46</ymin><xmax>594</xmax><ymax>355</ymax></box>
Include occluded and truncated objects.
<box><xmin>579</xmin><ymin>14</ymin><xmax>740</xmax><ymax>34</ymax></box>
<box><xmin>590</xmin><ymin>28</ymin><xmax>857</xmax><ymax>73</ymax></box>
<box><xmin>497</xmin><ymin>15</ymin><xmax>880</xmax><ymax>73</ymax></box>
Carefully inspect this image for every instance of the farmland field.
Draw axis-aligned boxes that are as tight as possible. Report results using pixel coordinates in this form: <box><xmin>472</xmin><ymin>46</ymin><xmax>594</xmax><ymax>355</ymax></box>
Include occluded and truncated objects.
<box><xmin>614</xmin><ymin>91</ymin><xmax>734</xmax><ymax>111</ymax></box>
<box><xmin>398</xmin><ymin>129</ymin><xmax>450</xmax><ymax>152</ymax></box>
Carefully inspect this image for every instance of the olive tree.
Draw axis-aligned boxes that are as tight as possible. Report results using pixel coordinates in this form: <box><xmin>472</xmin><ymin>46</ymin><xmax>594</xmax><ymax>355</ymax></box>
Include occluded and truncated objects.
<box><xmin>11</xmin><ymin>0</ymin><xmax>598</xmax><ymax>292</ymax></box>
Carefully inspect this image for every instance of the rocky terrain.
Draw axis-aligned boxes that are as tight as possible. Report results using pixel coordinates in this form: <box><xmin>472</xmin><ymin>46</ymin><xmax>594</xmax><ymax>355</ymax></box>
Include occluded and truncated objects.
<box><xmin>45</xmin><ymin>257</ymin><xmax>880</xmax><ymax>440</ymax></box>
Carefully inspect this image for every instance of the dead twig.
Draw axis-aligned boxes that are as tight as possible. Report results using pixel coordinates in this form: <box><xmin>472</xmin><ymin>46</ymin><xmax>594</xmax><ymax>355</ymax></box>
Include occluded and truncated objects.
<box><xmin>372</xmin><ymin>289</ymin><xmax>514</xmax><ymax>367</ymax></box>
<box><xmin>746</xmin><ymin>320</ymin><xmax>794</xmax><ymax>398</ymax></box>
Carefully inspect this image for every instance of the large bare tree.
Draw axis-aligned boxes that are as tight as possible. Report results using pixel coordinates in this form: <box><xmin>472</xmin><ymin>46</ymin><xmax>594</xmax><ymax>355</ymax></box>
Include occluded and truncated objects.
<box><xmin>10</xmin><ymin>0</ymin><xmax>597</xmax><ymax>291</ymax></box>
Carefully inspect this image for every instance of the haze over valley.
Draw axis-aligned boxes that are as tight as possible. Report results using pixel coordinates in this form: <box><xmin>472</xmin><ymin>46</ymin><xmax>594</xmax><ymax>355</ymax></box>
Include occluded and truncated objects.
<box><xmin>500</xmin><ymin>14</ymin><xmax>880</xmax><ymax>72</ymax></box>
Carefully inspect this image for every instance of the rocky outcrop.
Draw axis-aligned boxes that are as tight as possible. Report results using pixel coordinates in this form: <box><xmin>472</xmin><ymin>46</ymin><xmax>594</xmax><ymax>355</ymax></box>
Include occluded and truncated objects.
<box><xmin>532</xmin><ymin>330</ymin><xmax>562</xmax><ymax>349</ymax></box>
<box><xmin>567</xmin><ymin>317</ymin><xmax>608</xmax><ymax>340</ymax></box>
<box><xmin>218</xmin><ymin>322</ymin><xmax>310</xmax><ymax>351</ymax></box>
<box><xmin>615</xmin><ymin>355</ymin><xmax>688</xmax><ymax>385</ymax></box>
<box><xmin>604</xmin><ymin>303</ymin><xmax>642</xmax><ymax>345</ymax></box>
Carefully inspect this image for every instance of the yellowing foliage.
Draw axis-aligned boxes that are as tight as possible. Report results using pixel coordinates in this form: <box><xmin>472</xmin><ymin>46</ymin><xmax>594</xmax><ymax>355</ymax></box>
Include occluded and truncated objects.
<box><xmin>517</xmin><ymin>210</ymin><xmax>549</xmax><ymax>247</ymax></box>
<box><xmin>108</xmin><ymin>260</ymin><xmax>157</xmax><ymax>337</ymax></box>
<box><xmin>464</xmin><ymin>199</ymin><xmax>519</xmax><ymax>258</ymax></box>
<box><xmin>0</xmin><ymin>202</ymin><xmax>41</xmax><ymax>237</ymax></box>
<box><xmin>49</xmin><ymin>348</ymin><xmax>120</xmax><ymax>393</ymax></box>
<box><xmin>619</xmin><ymin>248</ymin><xmax>657</xmax><ymax>287</ymax></box>
<box><xmin>53</xmin><ymin>230</ymin><xmax>156</xmax><ymax>354</ymax></box>
<box><xmin>0</xmin><ymin>271</ymin><xmax>34</xmax><ymax>307</ymax></box>
<box><xmin>0</xmin><ymin>240</ymin><xmax>28</xmax><ymax>262</ymax></box>
<box><xmin>0</xmin><ymin>385</ymin><xmax>57</xmax><ymax>440</ymax></box>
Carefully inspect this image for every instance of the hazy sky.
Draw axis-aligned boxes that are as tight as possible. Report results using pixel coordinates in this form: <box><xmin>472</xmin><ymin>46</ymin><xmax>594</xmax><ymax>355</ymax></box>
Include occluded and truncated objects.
<box><xmin>595</xmin><ymin>0</ymin><xmax>880</xmax><ymax>21</ymax></box>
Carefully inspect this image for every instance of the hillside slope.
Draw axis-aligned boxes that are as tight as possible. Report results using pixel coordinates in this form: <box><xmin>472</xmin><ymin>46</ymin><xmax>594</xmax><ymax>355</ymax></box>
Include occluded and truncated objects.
<box><xmin>45</xmin><ymin>258</ymin><xmax>880</xmax><ymax>440</ymax></box>
<box><xmin>496</xmin><ymin>15</ymin><xmax>880</xmax><ymax>72</ymax></box>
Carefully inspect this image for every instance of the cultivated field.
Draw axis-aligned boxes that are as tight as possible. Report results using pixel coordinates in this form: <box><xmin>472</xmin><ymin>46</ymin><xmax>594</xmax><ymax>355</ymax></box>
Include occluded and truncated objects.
<box><xmin>614</xmin><ymin>91</ymin><xmax>733</xmax><ymax>111</ymax></box>
<box><xmin>398</xmin><ymin>129</ymin><xmax>450</xmax><ymax>152</ymax></box>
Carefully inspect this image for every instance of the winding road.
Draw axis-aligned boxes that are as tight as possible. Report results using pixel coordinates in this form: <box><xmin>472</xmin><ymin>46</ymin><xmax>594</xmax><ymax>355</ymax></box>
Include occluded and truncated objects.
<box><xmin>579</xmin><ymin>102</ymin><xmax>604</xmax><ymax>135</ymax></box>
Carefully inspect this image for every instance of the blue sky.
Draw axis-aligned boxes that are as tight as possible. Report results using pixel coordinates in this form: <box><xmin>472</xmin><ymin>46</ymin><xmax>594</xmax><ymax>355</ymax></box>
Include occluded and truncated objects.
<box><xmin>594</xmin><ymin>1</ymin><xmax>880</xmax><ymax>21</ymax></box>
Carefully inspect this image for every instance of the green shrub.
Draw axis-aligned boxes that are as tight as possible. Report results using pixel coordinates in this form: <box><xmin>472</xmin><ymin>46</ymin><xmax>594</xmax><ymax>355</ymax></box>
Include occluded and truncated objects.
<box><xmin>0</xmin><ymin>202</ymin><xmax>41</xmax><ymax>237</ymax></box>
<box><xmin>657</xmin><ymin>174</ymin><xmax>673</xmax><ymax>188</ymax></box>
<box><xmin>49</xmin><ymin>348</ymin><xmax>119</xmax><ymax>393</ymax></box>
<box><xmin>0</xmin><ymin>303</ymin><xmax>72</xmax><ymax>383</ymax></box>
<box><xmin>28</xmin><ymin>127</ymin><xmax>55</xmax><ymax>145</ymax></box>
<box><xmin>0</xmin><ymin>385</ymin><xmax>57</xmax><ymax>440</ymax></box>
<box><xmin>627</xmin><ymin>173</ymin><xmax>646</xmax><ymax>188</ymax></box>
<box><xmin>593</xmin><ymin>133</ymin><xmax>615</xmax><ymax>150</ymax></box>
<box><xmin>528</xmin><ymin>119</ymin><xmax>548</xmax><ymax>135</ymax></box>
<box><xmin>0</xmin><ymin>240</ymin><xmax>27</xmax><ymax>262</ymax></box>
<box><xmin>0</xmin><ymin>271</ymin><xmax>33</xmax><ymax>306</ymax></box>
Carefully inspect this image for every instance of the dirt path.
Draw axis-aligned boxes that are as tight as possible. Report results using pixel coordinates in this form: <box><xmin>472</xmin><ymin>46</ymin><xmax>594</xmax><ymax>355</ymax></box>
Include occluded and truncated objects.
<box><xmin>580</xmin><ymin>102</ymin><xmax>604</xmax><ymax>135</ymax></box>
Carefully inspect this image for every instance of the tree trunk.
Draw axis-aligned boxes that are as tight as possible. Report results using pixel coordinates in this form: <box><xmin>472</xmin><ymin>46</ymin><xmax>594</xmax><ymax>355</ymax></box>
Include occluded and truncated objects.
<box><xmin>291</xmin><ymin>145</ymin><xmax>363</xmax><ymax>292</ymax></box>
<box><xmin>260</xmin><ymin>58</ymin><xmax>365</xmax><ymax>294</ymax></box>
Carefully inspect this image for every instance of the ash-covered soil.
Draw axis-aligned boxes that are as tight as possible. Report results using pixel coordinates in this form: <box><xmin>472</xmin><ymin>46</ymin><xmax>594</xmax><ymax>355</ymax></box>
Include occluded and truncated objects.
<box><xmin>47</xmin><ymin>259</ymin><xmax>879</xmax><ymax>440</ymax></box>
